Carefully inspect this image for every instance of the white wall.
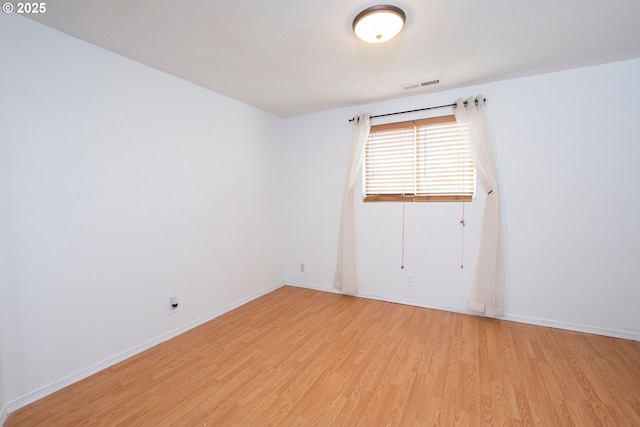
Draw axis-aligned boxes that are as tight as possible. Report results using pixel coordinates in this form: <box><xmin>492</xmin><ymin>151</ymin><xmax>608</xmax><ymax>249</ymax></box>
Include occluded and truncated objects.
<box><xmin>0</xmin><ymin>14</ymin><xmax>284</xmax><ymax>408</ymax></box>
<box><xmin>283</xmin><ymin>58</ymin><xmax>640</xmax><ymax>339</ymax></box>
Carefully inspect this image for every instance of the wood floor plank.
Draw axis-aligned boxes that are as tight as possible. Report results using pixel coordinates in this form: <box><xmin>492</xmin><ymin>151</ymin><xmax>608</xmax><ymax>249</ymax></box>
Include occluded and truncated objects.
<box><xmin>6</xmin><ymin>286</ymin><xmax>640</xmax><ymax>427</ymax></box>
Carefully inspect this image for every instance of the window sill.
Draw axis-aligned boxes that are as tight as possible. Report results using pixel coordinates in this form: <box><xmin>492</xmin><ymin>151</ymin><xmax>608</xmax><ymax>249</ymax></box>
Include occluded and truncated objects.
<box><xmin>364</xmin><ymin>195</ymin><xmax>473</xmax><ymax>203</ymax></box>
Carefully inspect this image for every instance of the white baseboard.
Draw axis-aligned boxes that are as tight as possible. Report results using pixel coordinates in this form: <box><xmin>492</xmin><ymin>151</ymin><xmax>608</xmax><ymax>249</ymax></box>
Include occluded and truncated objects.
<box><xmin>286</xmin><ymin>282</ymin><xmax>640</xmax><ymax>341</ymax></box>
<box><xmin>1</xmin><ymin>404</ymin><xmax>8</xmax><ymax>427</ymax></box>
<box><xmin>5</xmin><ymin>283</ymin><xmax>285</xmax><ymax>416</ymax></box>
<box><xmin>501</xmin><ymin>313</ymin><xmax>640</xmax><ymax>341</ymax></box>
<box><xmin>286</xmin><ymin>281</ymin><xmax>471</xmax><ymax>314</ymax></box>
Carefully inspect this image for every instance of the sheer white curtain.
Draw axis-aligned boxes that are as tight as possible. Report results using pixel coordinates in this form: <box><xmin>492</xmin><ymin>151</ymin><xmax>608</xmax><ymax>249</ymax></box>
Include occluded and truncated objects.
<box><xmin>454</xmin><ymin>96</ymin><xmax>505</xmax><ymax>317</ymax></box>
<box><xmin>334</xmin><ymin>114</ymin><xmax>371</xmax><ymax>295</ymax></box>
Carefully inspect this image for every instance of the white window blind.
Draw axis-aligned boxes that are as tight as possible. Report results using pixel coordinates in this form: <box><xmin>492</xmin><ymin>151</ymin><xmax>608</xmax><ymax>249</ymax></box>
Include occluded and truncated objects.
<box><xmin>364</xmin><ymin>115</ymin><xmax>474</xmax><ymax>202</ymax></box>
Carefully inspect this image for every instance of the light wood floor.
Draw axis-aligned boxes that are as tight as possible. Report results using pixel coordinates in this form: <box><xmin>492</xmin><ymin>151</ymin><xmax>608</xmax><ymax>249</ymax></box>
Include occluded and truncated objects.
<box><xmin>7</xmin><ymin>286</ymin><xmax>640</xmax><ymax>426</ymax></box>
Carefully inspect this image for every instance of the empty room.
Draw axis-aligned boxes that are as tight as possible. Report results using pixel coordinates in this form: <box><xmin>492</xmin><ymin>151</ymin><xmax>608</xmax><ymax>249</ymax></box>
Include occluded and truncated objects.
<box><xmin>1</xmin><ymin>1</ymin><xmax>640</xmax><ymax>426</ymax></box>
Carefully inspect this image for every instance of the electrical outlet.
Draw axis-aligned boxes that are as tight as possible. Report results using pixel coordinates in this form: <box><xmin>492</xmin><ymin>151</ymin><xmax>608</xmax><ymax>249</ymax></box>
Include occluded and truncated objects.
<box><xmin>300</xmin><ymin>263</ymin><xmax>305</xmax><ymax>273</ymax></box>
<box><xmin>169</xmin><ymin>296</ymin><xmax>178</xmax><ymax>315</ymax></box>
<box><xmin>406</xmin><ymin>274</ymin><xmax>415</xmax><ymax>287</ymax></box>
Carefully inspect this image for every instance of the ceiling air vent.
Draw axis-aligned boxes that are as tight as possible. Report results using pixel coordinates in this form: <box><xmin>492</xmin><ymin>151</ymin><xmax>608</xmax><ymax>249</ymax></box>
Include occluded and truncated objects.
<box><xmin>400</xmin><ymin>78</ymin><xmax>442</xmax><ymax>91</ymax></box>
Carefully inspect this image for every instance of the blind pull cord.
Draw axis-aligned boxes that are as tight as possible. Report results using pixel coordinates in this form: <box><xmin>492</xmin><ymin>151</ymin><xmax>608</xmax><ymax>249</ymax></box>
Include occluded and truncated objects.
<box><xmin>400</xmin><ymin>200</ymin><xmax>406</xmax><ymax>269</ymax></box>
<box><xmin>460</xmin><ymin>203</ymin><xmax>465</xmax><ymax>269</ymax></box>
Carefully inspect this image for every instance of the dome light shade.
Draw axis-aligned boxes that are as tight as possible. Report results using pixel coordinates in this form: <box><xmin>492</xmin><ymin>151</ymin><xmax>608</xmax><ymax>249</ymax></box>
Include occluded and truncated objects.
<box><xmin>353</xmin><ymin>5</ymin><xmax>406</xmax><ymax>43</ymax></box>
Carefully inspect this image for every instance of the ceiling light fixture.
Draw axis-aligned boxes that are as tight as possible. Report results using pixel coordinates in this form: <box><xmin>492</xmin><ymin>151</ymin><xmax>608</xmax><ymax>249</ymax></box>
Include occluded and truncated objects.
<box><xmin>353</xmin><ymin>5</ymin><xmax>406</xmax><ymax>43</ymax></box>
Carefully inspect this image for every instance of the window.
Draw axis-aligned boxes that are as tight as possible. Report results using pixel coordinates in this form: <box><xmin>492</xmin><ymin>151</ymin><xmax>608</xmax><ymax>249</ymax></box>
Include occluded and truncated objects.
<box><xmin>363</xmin><ymin>115</ymin><xmax>474</xmax><ymax>202</ymax></box>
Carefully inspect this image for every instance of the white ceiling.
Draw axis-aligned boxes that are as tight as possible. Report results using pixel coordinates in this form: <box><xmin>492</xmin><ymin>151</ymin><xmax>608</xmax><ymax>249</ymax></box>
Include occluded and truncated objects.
<box><xmin>27</xmin><ymin>0</ymin><xmax>640</xmax><ymax>117</ymax></box>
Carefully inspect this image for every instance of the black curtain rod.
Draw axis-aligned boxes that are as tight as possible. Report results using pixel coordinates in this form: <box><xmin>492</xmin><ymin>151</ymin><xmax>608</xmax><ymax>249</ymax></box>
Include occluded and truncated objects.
<box><xmin>348</xmin><ymin>103</ymin><xmax>454</xmax><ymax>122</ymax></box>
<box><xmin>348</xmin><ymin>98</ymin><xmax>485</xmax><ymax>122</ymax></box>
